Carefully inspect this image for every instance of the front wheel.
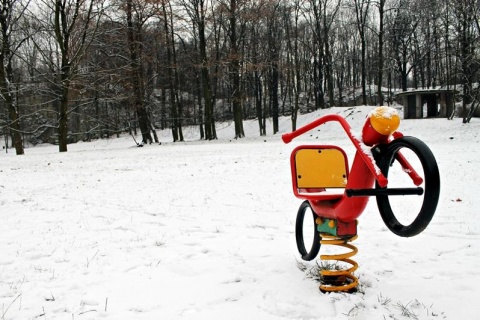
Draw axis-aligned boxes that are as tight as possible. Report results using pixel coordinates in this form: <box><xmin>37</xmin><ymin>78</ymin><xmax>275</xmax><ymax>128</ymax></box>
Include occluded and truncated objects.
<box><xmin>295</xmin><ymin>201</ymin><xmax>321</xmax><ymax>261</ymax></box>
<box><xmin>376</xmin><ymin>136</ymin><xmax>440</xmax><ymax>237</ymax></box>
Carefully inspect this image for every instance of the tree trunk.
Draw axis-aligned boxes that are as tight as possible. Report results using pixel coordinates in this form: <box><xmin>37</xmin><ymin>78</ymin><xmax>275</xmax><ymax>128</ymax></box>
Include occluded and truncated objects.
<box><xmin>377</xmin><ymin>0</ymin><xmax>385</xmax><ymax>105</ymax></box>
<box><xmin>460</xmin><ymin>6</ymin><xmax>474</xmax><ymax>123</ymax></box>
<box><xmin>0</xmin><ymin>2</ymin><xmax>24</xmax><ymax>155</ymax></box>
<box><xmin>267</xmin><ymin>9</ymin><xmax>280</xmax><ymax>134</ymax></box>
<box><xmin>198</xmin><ymin>4</ymin><xmax>216</xmax><ymax>140</ymax></box>
<box><xmin>360</xmin><ymin>31</ymin><xmax>367</xmax><ymax>104</ymax></box>
<box><xmin>311</xmin><ymin>0</ymin><xmax>326</xmax><ymax>109</ymax></box>
<box><xmin>195</xmin><ymin>73</ymin><xmax>205</xmax><ymax>139</ymax></box>
<box><xmin>53</xmin><ymin>0</ymin><xmax>97</xmax><ymax>151</ymax></box>
<box><xmin>1</xmin><ymin>85</ymin><xmax>24</xmax><ymax>155</ymax></box>
<box><xmin>354</xmin><ymin>0</ymin><xmax>370</xmax><ymax>105</ymax></box>
<box><xmin>270</xmin><ymin>62</ymin><xmax>279</xmax><ymax>134</ymax></box>
<box><xmin>169</xmin><ymin>1</ymin><xmax>184</xmax><ymax>141</ymax></box>
<box><xmin>322</xmin><ymin>0</ymin><xmax>340</xmax><ymax>107</ymax></box>
<box><xmin>127</xmin><ymin>0</ymin><xmax>153</xmax><ymax>144</ymax></box>
<box><xmin>229</xmin><ymin>0</ymin><xmax>244</xmax><ymax>139</ymax></box>
<box><xmin>324</xmin><ymin>39</ymin><xmax>334</xmax><ymax>106</ymax></box>
<box><xmin>55</xmin><ymin>1</ymin><xmax>70</xmax><ymax>152</ymax></box>
<box><xmin>251</xmin><ymin>23</ymin><xmax>264</xmax><ymax>136</ymax></box>
<box><xmin>58</xmin><ymin>74</ymin><xmax>70</xmax><ymax>152</ymax></box>
<box><xmin>254</xmin><ymin>70</ymin><xmax>265</xmax><ymax>136</ymax></box>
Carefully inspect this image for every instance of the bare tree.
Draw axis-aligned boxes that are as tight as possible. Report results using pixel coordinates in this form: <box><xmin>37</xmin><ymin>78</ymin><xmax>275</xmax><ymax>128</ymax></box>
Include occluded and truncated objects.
<box><xmin>22</xmin><ymin>0</ymin><xmax>103</xmax><ymax>151</ymax></box>
<box><xmin>1</xmin><ymin>0</ymin><xmax>478</xmax><ymax>147</ymax></box>
<box><xmin>387</xmin><ymin>1</ymin><xmax>418</xmax><ymax>91</ymax></box>
<box><xmin>284</xmin><ymin>0</ymin><xmax>303</xmax><ymax>130</ymax></box>
<box><xmin>0</xmin><ymin>0</ymin><xmax>28</xmax><ymax>154</ymax></box>
<box><xmin>181</xmin><ymin>0</ymin><xmax>216</xmax><ymax>140</ymax></box>
<box><xmin>51</xmin><ymin>0</ymin><xmax>103</xmax><ymax>151</ymax></box>
<box><xmin>375</xmin><ymin>0</ymin><xmax>386</xmax><ymax>105</ymax></box>
<box><xmin>321</xmin><ymin>0</ymin><xmax>341</xmax><ymax>106</ymax></box>
<box><xmin>266</xmin><ymin>0</ymin><xmax>282</xmax><ymax>134</ymax></box>
<box><xmin>225</xmin><ymin>0</ymin><xmax>245</xmax><ymax>139</ymax></box>
<box><xmin>306</xmin><ymin>0</ymin><xmax>326</xmax><ymax>109</ymax></box>
<box><xmin>353</xmin><ymin>0</ymin><xmax>371</xmax><ymax>105</ymax></box>
<box><xmin>451</xmin><ymin>0</ymin><xmax>479</xmax><ymax>123</ymax></box>
<box><xmin>248</xmin><ymin>16</ymin><xmax>266</xmax><ymax>135</ymax></box>
<box><xmin>124</xmin><ymin>0</ymin><xmax>161</xmax><ymax>144</ymax></box>
<box><xmin>163</xmin><ymin>0</ymin><xmax>184</xmax><ymax>141</ymax></box>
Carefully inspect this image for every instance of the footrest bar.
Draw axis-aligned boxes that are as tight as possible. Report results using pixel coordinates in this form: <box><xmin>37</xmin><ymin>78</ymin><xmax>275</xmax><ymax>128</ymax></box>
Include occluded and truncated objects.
<box><xmin>346</xmin><ymin>187</ymin><xmax>424</xmax><ymax>197</ymax></box>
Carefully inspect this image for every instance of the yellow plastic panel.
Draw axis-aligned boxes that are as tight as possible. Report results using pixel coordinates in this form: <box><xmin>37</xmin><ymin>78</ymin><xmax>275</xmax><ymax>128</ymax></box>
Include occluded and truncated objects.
<box><xmin>295</xmin><ymin>148</ymin><xmax>347</xmax><ymax>188</ymax></box>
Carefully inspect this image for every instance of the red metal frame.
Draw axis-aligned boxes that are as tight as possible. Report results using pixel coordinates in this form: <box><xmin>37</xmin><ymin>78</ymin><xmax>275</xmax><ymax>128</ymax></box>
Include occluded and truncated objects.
<box><xmin>282</xmin><ymin>113</ymin><xmax>421</xmax><ymax>223</ymax></box>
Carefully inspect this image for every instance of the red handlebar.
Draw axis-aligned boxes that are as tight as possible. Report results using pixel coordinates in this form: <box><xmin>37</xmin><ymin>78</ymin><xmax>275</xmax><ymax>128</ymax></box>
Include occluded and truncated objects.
<box><xmin>281</xmin><ymin>114</ymin><xmax>345</xmax><ymax>144</ymax></box>
<box><xmin>281</xmin><ymin>133</ymin><xmax>294</xmax><ymax>144</ymax></box>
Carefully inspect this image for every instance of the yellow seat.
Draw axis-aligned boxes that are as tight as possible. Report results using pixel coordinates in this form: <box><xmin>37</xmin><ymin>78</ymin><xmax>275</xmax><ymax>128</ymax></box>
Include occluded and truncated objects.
<box><xmin>291</xmin><ymin>146</ymin><xmax>349</xmax><ymax>201</ymax></box>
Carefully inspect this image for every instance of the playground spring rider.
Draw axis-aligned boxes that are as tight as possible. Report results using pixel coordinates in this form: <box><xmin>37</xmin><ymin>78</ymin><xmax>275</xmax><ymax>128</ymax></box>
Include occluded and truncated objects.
<box><xmin>282</xmin><ymin>106</ymin><xmax>440</xmax><ymax>292</ymax></box>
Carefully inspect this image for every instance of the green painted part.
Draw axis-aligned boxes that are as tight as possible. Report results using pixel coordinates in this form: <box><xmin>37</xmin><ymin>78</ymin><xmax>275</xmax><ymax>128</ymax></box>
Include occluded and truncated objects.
<box><xmin>317</xmin><ymin>218</ymin><xmax>337</xmax><ymax>236</ymax></box>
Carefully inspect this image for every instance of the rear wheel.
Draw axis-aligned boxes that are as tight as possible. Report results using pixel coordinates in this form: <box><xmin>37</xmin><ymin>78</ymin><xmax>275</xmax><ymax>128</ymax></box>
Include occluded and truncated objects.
<box><xmin>295</xmin><ymin>201</ymin><xmax>321</xmax><ymax>260</ymax></box>
<box><xmin>376</xmin><ymin>136</ymin><xmax>440</xmax><ymax>237</ymax></box>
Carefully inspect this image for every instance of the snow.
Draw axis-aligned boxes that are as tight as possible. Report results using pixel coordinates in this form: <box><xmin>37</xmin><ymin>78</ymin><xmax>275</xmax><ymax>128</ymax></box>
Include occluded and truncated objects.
<box><xmin>1</xmin><ymin>105</ymin><xmax>479</xmax><ymax>319</ymax></box>
<box><xmin>369</xmin><ymin>106</ymin><xmax>399</xmax><ymax>120</ymax></box>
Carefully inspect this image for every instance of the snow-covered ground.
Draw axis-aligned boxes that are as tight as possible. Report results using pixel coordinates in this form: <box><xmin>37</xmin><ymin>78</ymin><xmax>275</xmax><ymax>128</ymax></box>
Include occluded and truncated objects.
<box><xmin>1</xmin><ymin>105</ymin><xmax>479</xmax><ymax>319</ymax></box>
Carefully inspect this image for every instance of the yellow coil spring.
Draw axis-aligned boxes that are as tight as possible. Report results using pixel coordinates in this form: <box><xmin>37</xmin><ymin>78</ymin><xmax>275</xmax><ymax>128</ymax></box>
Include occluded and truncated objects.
<box><xmin>319</xmin><ymin>234</ymin><xmax>359</xmax><ymax>292</ymax></box>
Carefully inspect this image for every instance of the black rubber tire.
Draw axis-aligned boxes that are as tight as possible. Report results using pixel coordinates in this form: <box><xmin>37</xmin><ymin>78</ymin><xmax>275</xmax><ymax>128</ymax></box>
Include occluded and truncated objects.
<box><xmin>376</xmin><ymin>136</ymin><xmax>440</xmax><ymax>237</ymax></box>
<box><xmin>295</xmin><ymin>201</ymin><xmax>321</xmax><ymax>261</ymax></box>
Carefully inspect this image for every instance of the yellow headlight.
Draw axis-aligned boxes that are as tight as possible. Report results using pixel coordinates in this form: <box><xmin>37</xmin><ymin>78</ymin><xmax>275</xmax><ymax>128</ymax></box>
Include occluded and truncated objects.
<box><xmin>369</xmin><ymin>106</ymin><xmax>400</xmax><ymax>135</ymax></box>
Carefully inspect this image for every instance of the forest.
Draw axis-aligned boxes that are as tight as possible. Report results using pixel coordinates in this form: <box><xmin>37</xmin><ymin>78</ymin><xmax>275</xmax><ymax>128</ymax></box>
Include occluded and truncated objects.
<box><xmin>0</xmin><ymin>0</ymin><xmax>479</xmax><ymax>154</ymax></box>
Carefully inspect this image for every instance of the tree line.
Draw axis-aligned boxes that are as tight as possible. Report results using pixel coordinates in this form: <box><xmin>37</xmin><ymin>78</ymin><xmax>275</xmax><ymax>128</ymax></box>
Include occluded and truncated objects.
<box><xmin>1</xmin><ymin>0</ymin><xmax>479</xmax><ymax>154</ymax></box>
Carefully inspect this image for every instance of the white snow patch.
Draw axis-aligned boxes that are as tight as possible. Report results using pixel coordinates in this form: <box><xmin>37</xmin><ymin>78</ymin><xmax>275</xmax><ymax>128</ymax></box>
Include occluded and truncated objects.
<box><xmin>0</xmin><ymin>105</ymin><xmax>478</xmax><ymax>319</ymax></box>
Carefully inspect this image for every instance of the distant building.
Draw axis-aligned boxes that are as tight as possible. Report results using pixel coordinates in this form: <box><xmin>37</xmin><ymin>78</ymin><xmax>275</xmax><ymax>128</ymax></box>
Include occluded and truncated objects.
<box><xmin>396</xmin><ymin>89</ymin><xmax>458</xmax><ymax>119</ymax></box>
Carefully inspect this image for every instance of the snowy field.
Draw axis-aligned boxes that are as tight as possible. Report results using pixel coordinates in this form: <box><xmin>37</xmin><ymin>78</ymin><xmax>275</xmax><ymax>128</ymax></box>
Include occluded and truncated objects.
<box><xmin>1</xmin><ymin>105</ymin><xmax>479</xmax><ymax>320</ymax></box>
